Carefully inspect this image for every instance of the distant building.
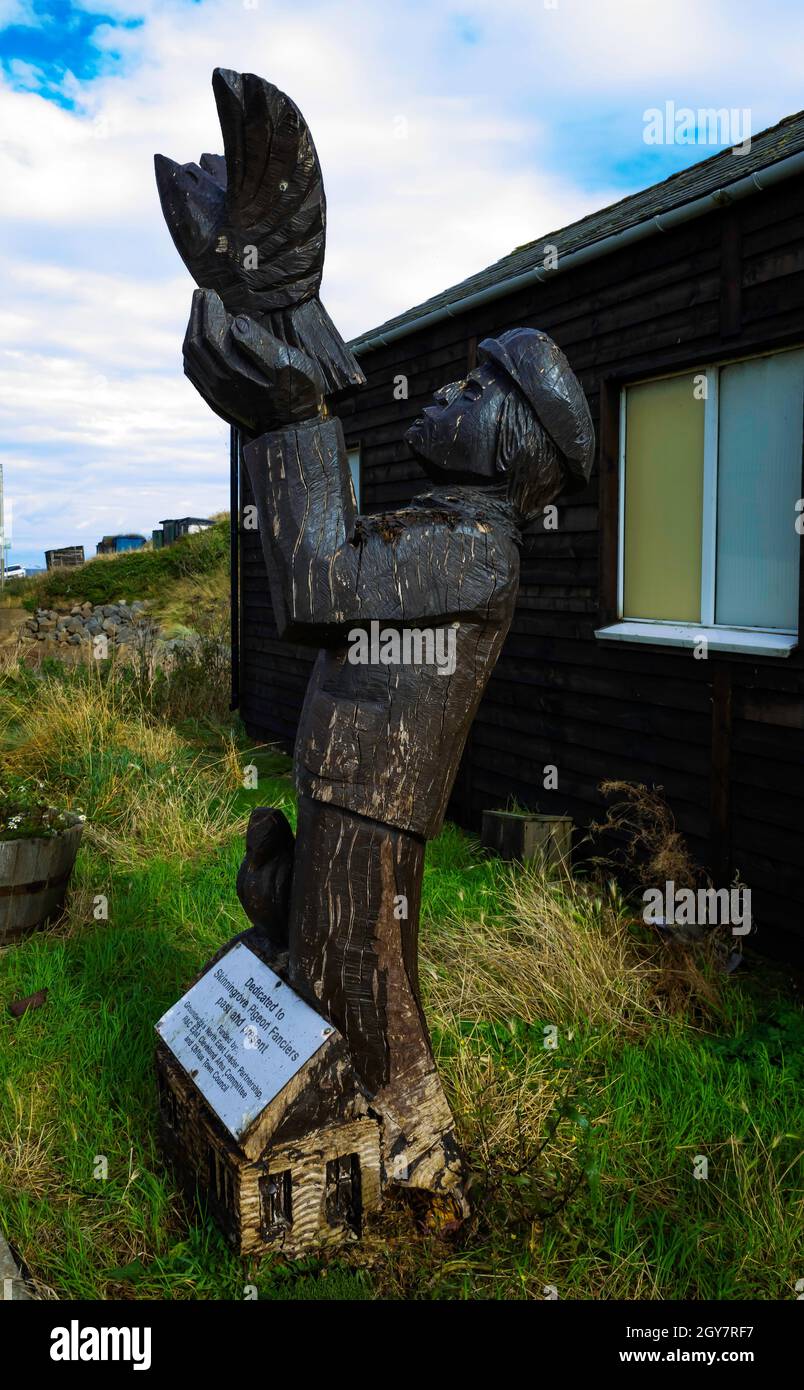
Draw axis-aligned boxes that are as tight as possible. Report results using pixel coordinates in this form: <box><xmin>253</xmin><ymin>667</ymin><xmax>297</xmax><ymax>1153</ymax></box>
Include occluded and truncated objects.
<box><xmin>96</xmin><ymin>534</ymin><xmax>147</xmax><ymax>556</ymax></box>
<box><xmin>45</xmin><ymin>545</ymin><xmax>85</xmax><ymax>570</ymax></box>
<box><xmin>158</xmin><ymin>517</ymin><xmax>214</xmax><ymax>547</ymax></box>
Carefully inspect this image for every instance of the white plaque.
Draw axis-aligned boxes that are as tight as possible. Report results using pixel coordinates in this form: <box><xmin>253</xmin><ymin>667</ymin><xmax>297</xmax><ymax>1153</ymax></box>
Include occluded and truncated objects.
<box><xmin>156</xmin><ymin>943</ymin><xmax>334</xmax><ymax>1140</ymax></box>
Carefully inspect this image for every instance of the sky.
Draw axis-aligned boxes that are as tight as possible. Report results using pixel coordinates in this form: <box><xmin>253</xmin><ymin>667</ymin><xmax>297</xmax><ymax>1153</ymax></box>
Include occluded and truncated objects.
<box><xmin>1</xmin><ymin>0</ymin><xmax>803</xmax><ymax>568</ymax></box>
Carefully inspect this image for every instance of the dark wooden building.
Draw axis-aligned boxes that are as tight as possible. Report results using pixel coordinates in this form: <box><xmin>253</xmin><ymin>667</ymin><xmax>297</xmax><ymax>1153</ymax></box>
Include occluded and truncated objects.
<box><xmin>154</xmin><ymin>516</ymin><xmax>214</xmax><ymax>548</ymax></box>
<box><xmin>237</xmin><ymin>112</ymin><xmax>804</xmax><ymax>962</ymax></box>
<box><xmin>45</xmin><ymin>546</ymin><xmax>84</xmax><ymax>570</ymax></box>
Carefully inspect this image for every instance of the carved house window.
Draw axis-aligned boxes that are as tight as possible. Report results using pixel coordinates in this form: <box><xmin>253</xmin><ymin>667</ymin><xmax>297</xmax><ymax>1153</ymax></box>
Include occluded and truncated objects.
<box><xmin>260</xmin><ymin>1170</ymin><xmax>293</xmax><ymax>1237</ymax></box>
<box><xmin>325</xmin><ymin>1153</ymin><xmax>362</xmax><ymax>1235</ymax></box>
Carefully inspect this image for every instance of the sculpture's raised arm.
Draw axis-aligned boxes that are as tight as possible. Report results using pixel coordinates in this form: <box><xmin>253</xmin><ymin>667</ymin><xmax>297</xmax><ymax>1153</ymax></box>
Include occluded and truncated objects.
<box><xmin>244</xmin><ymin>416</ymin><xmax>518</xmax><ymax>643</ymax></box>
<box><xmin>183</xmin><ymin>288</ymin><xmax>518</xmax><ymax>645</ymax></box>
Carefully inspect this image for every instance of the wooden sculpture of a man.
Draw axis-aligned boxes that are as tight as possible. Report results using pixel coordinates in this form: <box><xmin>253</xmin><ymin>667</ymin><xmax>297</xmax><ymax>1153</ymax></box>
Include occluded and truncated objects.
<box><xmin>156</xmin><ymin>69</ymin><xmax>594</xmax><ymax>1209</ymax></box>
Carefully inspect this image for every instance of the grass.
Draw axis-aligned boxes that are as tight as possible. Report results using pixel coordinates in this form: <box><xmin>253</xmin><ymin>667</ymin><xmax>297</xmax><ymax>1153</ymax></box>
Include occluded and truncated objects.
<box><xmin>0</xmin><ymin>652</ymin><xmax>801</xmax><ymax>1301</ymax></box>
<box><xmin>8</xmin><ymin>519</ymin><xmax>229</xmax><ymax>613</ymax></box>
<box><xmin>150</xmin><ymin>567</ymin><xmax>230</xmax><ymax>636</ymax></box>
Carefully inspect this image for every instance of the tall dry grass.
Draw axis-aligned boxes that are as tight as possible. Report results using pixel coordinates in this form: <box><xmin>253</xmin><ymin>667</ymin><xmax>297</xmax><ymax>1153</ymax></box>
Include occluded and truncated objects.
<box><xmin>423</xmin><ymin>861</ymin><xmax>723</xmax><ymax>1042</ymax></box>
<box><xmin>416</xmin><ymin>858</ymin><xmax>728</xmax><ymax>1242</ymax></box>
<box><xmin>0</xmin><ymin>658</ymin><xmax>244</xmax><ymax>867</ymax></box>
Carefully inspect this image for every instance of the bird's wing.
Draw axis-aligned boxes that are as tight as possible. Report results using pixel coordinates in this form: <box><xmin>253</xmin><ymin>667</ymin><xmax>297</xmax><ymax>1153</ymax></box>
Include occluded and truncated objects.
<box><xmin>212</xmin><ymin>68</ymin><xmax>325</xmax><ymax>310</ymax></box>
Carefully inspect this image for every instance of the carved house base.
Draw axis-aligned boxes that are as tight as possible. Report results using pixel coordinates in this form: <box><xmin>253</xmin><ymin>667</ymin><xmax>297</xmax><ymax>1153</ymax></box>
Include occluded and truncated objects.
<box><xmin>154</xmin><ymin>945</ymin><xmax>386</xmax><ymax>1259</ymax></box>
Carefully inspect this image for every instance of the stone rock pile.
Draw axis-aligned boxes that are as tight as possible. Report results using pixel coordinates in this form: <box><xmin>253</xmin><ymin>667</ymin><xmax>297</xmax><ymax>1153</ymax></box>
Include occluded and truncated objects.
<box><xmin>21</xmin><ymin>601</ymin><xmax>154</xmax><ymax>648</ymax></box>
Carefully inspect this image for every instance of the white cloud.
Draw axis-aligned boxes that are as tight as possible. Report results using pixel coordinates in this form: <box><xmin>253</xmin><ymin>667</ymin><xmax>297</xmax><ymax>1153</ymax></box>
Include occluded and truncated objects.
<box><xmin>0</xmin><ymin>0</ymin><xmax>36</xmax><ymax>25</ymax></box>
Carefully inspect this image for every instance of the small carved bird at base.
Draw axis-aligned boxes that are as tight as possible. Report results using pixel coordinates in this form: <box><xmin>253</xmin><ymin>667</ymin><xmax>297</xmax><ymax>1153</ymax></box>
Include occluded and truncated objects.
<box><xmin>235</xmin><ymin>806</ymin><xmax>295</xmax><ymax>956</ymax></box>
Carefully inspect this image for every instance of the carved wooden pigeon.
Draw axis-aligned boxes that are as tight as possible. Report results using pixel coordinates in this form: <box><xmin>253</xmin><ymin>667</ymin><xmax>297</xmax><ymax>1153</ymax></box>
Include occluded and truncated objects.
<box><xmin>154</xmin><ymin>68</ymin><xmax>364</xmax><ymax>397</ymax></box>
<box><xmin>235</xmin><ymin>806</ymin><xmax>294</xmax><ymax>956</ymax></box>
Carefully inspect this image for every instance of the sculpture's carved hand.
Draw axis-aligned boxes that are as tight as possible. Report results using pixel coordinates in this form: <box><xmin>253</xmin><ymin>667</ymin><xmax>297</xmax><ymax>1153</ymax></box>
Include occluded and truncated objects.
<box><xmin>182</xmin><ymin>287</ymin><xmax>325</xmax><ymax>435</ymax></box>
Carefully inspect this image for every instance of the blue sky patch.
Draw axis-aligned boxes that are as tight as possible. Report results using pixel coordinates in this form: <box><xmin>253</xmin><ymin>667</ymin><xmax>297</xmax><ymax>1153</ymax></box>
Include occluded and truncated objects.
<box><xmin>0</xmin><ymin>1</ymin><xmax>144</xmax><ymax>106</ymax></box>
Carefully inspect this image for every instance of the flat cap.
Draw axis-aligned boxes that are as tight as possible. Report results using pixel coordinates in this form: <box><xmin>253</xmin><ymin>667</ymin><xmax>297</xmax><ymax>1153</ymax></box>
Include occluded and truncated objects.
<box><xmin>478</xmin><ymin>327</ymin><xmax>595</xmax><ymax>490</ymax></box>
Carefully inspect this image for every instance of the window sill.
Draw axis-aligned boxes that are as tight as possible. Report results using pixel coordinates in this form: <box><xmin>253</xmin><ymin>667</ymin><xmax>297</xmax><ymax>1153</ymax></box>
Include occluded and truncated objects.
<box><xmin>594</xmin><ymin>621</ymin><xmax>797</xmax><ymax>657</ymax></box>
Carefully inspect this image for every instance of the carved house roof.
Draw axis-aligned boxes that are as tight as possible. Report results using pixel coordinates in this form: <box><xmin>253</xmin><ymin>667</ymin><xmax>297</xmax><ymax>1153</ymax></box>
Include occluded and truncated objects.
<box><xmin>235</xmin><ymin>1031</ymin><xmax>372</xmax><ymax>1162</ymax></box>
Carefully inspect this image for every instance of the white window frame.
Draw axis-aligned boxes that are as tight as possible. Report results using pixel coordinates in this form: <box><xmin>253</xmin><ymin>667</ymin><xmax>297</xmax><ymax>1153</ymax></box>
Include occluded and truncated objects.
<box><xmin>598</xmin><ymin>348</ymin><xmax>802</xmax><ymax>658</ymax></box>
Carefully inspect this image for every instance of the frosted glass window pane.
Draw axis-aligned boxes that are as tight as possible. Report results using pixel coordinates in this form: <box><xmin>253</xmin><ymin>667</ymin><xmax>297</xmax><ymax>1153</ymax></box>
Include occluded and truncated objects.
<box><xmin>716</xmin><ymin>350</ymin><xmax>804</xmax><ymax>630</ymax></box>
<box><xmin>623</xmin><ymin>375</ymin><xmax>704</xmax><ymax>622</ymax></box>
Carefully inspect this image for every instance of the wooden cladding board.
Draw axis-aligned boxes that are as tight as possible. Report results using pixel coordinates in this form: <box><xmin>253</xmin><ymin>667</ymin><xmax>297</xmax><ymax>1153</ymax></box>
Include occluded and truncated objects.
<box><xmin>240</xmin><ymin>178</ymin><xmax>804</xmax><ymax>960</ymax></box>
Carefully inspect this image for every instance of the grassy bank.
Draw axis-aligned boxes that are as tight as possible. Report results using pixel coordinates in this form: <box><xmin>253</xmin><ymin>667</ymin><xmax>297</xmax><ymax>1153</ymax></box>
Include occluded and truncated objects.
<box><xmin>6</xmin><ymin>520</ymin><xmax>229</xmax><ymax>618</ymax></box>
<box><xmin>0</xmin><ymin>654</ymin><xmax>801</xmax><ymax>1300</ymax></box>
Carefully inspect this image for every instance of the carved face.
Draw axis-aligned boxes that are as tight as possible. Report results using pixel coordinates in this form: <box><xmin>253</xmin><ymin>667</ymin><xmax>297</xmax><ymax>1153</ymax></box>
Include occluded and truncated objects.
<box><xmin>404</xmin><ymin>362</ymin><xmax>511</xmax><ymax>482</ymax></box>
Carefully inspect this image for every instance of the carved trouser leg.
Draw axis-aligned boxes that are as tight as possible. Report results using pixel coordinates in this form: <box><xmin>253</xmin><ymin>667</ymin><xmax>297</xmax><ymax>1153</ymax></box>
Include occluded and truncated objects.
<box><xmin>287</xmin><ymin>795</ymin><xmax>464</xmax><ymax>1195</ymax></box>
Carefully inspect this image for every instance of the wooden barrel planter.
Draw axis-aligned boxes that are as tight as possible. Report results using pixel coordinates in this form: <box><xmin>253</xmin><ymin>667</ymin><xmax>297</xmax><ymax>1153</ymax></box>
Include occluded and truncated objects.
<box><xmin>0</xmin><ymin>814</ymin><xmax>84</xmax><ymax>943</ymax></box>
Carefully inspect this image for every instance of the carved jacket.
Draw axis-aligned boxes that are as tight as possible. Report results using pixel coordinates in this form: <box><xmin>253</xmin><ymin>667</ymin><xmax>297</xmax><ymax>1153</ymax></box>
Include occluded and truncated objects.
<box><xmin>243</xmin><ymin>416</ymin><xmax>520</xmax><ymax>839</ymax></box>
